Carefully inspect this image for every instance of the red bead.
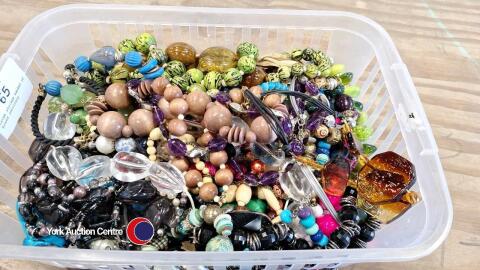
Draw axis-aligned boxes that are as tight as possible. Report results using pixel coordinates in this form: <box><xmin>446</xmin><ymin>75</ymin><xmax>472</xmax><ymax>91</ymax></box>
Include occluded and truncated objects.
<box><xmin>250</xmin><ymin>160</ymin><xmax>266</xmax><ymax>175</ymax></box>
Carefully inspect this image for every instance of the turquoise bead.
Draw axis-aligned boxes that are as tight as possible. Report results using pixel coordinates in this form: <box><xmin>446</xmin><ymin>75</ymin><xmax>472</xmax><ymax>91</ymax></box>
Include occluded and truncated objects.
<box><xmin>188</xmin><ymin>208</ymin><xmax>203</xmax><ymax>227</ymax></box>
<box><xmin>304</xmin><ymin>223</ymin><xmax>319</xmax><ymax>235</ymax></box>
<box><xmin>214</xmin><ymin>214</ymin><xmax>233</xmax><ymax>237</ymax></box>
<box><xmin>125</xmin><ymin>51</ymin><xmax>143</xmax><ymax>68</ymax></box>
<box><xmin>316</xmin><ymin>153</ymin><xmax>329</xmax><ymax>165</ymax></box>
<box><xmin>74</xmin><ymin>56</ymin><xmax>91</xmax><ymax>72</ymax></box>
<box><xmin>316</xmin><ymin>141</ymin><xmax>331</xmax><ymax>149</ymax></box>
<box><xmin>318</xmin><ymin>234</ymin><xmax>329</xmax><ymax>247</ymax></box>
<box><xmin>300</xmin><ymin>215</ymin><xmax>316</xmax><ymax>228</ymax></box>
<box><xmin>44</xmin><ymin>80</ymin><xmax>62</xmax><ymax>96</ymax></box>
<box><xmin>280</xmin><ymin>209</ymin><xmax>293</xmax><ymax>224</ymax></box>
<box><xmin>205</xmin><ymin>235</ymin><xmax>234</xmax><ymax>252</ymax></box>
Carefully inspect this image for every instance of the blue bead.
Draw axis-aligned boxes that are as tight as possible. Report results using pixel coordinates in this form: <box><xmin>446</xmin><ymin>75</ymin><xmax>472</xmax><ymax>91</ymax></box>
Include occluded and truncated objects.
<box><xmin>300</xmin><ymin>215</ymin><xmax>315</xmax><ymax>228</ymax></box>
<box><xmin>125</xmin><ymin>51</ymin><xmax>143</xmax><ymax>68</ymax></box>
<box><xmin>280</xmin><ymin>209</ymin><xmax>293</xmax><ymax>224</ymax></box>
<box><xmin>143</xmin><ymin>67</ymin><xmax>164</xmax><ymax>79</ymax></box>
<box><xmin>138</xmin><ymin>58</ymin><xmax>158</xmax><ymax>74</ymax></box>
<box><xmin>44</xmin><ymin>80</ymin><xmax>62</xmax><ymax>96</ymax></box>
<box><xmin>74</xmin><ymin>56</ymin><xmax>91</xmax><ymax>72</ymax></box>
<box><xmin>316</xmin><ymin>153</ymin><xmax>329</xmax><ymax>165</ymax></box>
<box><xmin>260</xmin><ymin>82</ymin><xmax>268</xmax><ymax>91</ymax></box>
<box><xmin>318</xmin><ymin>234</ymin><xmax>329</xmax><ymax>247</ymax></box>
<box><xmin>316</xmin><ymin>147</ymin><xmax>330</xmax><ymax>155</ymax></box>
<box><xmin>310</xmin><ymin>230</ymin><xmax>324</xmax><ymax>243</ymax></box>
<box><xmin>304</xmin><ymin>223</ymin><xmax>319</xmax><ymax>235</ymax></box>
<box><xmin>317</xmin><ymin>141</ymin><xmax>331</xmax><ymax>149</ymax></box>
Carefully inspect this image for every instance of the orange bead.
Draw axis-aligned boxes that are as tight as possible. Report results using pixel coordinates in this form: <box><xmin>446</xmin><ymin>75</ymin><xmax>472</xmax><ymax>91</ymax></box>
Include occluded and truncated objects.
<box><xmin>250</xmin><ymin>160</ymin><xmax>265</xmax><ymax>174</ymax></box>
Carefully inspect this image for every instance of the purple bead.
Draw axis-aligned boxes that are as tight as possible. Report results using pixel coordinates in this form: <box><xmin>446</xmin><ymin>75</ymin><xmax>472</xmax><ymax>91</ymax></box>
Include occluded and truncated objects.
<box><xmin>228</xmin><ymin>160</ymin><xmax>245</xmax><ymax>180</ymax></box>
<box><xmin>289</xmin><ymin>139</ymin><xmax>305</xmax><ymax>156</ymax></box>
<box><xmin>208</xmin><ymin>137</ymin><xmax>227</xmax><ymax>152</ymax></box>
<box><xmin>298</xmin><ymin>207</ymin><xmax>313</xmax><ymax>219</ymax></box>
<box><xmin>294</xmin><ymin>79</ymin><xmax>304</xmax><ymax>92</ymax></box>
<box><xmin>244</xmin><ymin>173</ymin><xmax>259</xmax><ymax>186</ymax></box>
<box><xmin>306</xmin><ymin>116</ymin><xmax>324</xmax><ymax>131</ymax></box>
<box><xmin>334</xmin><ymin>94</ymin><xmax>353</xmax><ymax>112</ymax></box>
<box><xmin>150</xmin><ymin>94</ymin><xmax>161</xmax><ymax>105</ymax></box>
<box><xmin>215</xmin><ymin>91</ymin><xmax>231</xmax><ymax>104</ymax></box>
<box><xmin>281</xmin><ymin>118</ymin><xmax>293</xmax><ymax>135</ymax></box>
<box><xmin>167</xmin><ymin>138</ymin><xmax>186</xmax><ymax>157</ymax></box>
<box><xmin>297</xmin><ymin>99</ymin><xmax>305</xmax><ymax>112</ymax></box>
<box><xmin>259</xmin><ymin>171</ymin><xmax>279</xmax><ymax>186</ymax></box>
<box><xmin>305</xmin><ymin>81</ymin><xmax>319</xmax><ymax>95</ymax></box>
<box><xmin>152</xmin><ymin>106</ymin><xmax>164</xmax><ymax>126</ymax></box>
<box><xmin>126</xmin><ymin>79</ymin><xmax>141</xmax><ymax>90</ymax></box>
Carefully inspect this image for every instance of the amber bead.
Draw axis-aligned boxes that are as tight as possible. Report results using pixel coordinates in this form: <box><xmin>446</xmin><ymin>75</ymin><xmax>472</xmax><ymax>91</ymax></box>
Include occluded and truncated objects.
<box><xmin>242</xmin><ymin>67</ymin><xmax>266</xmax><ymax>87</ymax></box>
<box><xmin>166</xmin><ymin>42</ymin><xmax>197</xmax><ymax>66</ymax></box>
<box><xmin>198</xmin><ymin>47</ymin><xmax>238</xmax><ymax>73</ymax></box>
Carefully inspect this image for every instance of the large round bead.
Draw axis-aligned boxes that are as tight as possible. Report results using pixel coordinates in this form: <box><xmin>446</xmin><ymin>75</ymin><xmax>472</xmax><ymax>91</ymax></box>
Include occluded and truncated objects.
<box><xmin>205</xmin><ymin>235</ymin><xmax>234</xmax><ymax>252</ymax></box>
<box><xmin>250</xmin><ymin>116</ymin><xmax>276</xmax><ymax>144</ymax></box>
<box><xmin>198</xmin><ymin>47</ymin><xmax>238</xmax><ymax>73</ymax></box>
<box><xmin>105</xmin><ymin>82</ymin><xmax>130</xmax><ymax>109</ymax></box>
<box><xmin>166</xmin><ymin>42</ymin><xmax>196</xmax><ymax>65</ymax></box>
<box><xmin>96</xmin><ymin>111</ymin><xmax>126</xmax><ymax>139</ymax></box>
<box><xmin>202</xmin><ymin>103</ymin><xmax>232</xmax><ymax>133</ymax></box>
<box><xmin>199</xmin><ymin>182</ymin><xmax>218</xmax><ymax>202</ymax></box>
<box><xmin>128</xmin><ymin>109</ymin><xmax>155</xmax><ymax>136</ymax></box>
<box><xmin>186</xmin><ymin>90</ymin><xmax>211</xmax><ymax>115</ymax></box>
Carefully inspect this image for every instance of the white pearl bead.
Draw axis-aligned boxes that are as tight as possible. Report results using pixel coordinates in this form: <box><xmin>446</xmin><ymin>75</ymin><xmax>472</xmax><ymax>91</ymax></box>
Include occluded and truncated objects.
<box><xmin>95</xmin><ymin>135</ymin><xmax>115</xmax><ymax>154</ymax></box>
<box><xmin>312</xmin><ymin>205</ymin><xmax>324</xmax><ymax>217</ymax></box>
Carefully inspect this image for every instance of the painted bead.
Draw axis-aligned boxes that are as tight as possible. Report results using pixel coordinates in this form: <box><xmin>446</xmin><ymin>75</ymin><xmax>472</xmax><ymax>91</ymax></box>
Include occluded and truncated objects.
<box><xmin>95</xmin><ymin>135</ymin><xmax>115</xmax><ymax>154</ymax></box>
<box><xmin>237</xmin><ymin>56</ymin><xmax>256</xmax><ymax>74</ymax></box>
<box><xmin>304</xmin><ymin>63</ymin><xmax>318</xmax><ymax>79</ymax></box>
<box><xmin>280</xmin><ymin>209</ymin><xmax>293</xmax><ymax>224</ymax></box>
<box><xmin>108</xmin><ymin>65</ymin><xmax>129</xmax><ymax>83</ymax></box>
<box><xmin>170</xmin><ymin>75</ymin><xmax>190</xmax><ymax>91</ymax></box>
<box><xmin>291</xmin><ymin>62</ymin><xmax>304</xmax><ymax>77</ymax></box>
<box><xmin>290</xmin><ymin>49</ymin><xmax>303</xmax><ymax>61</ymax></box>
<box><xmin>74</xmin><ymin>55</ymin><xmax>91</xmax><ymax>72</ymax></box>
<box><xmin>205</xmin><ymin>235</ymin><xmax>234</xmax><ymax>252</ymax></box>
<box><xmin>236</xmin><ymin>41</ymin><xmax>259</xmax><ymax>59</ymax></box>
<box><xmin>166</xmin><ymin>42</ymin><xmax>196</xmax><ymax>65</ymax></box>
<box><xmin>222</xmin><ymin>68</ymin><xmax>243</xmax><ymax>87</ymax></box>
<box><xmin>302</xmin><ymin>48</ymin><xmax>316</xmax><ymax>61</ymax></box>
<box><xmin>312</xmin><ymin>50</ymin><xmax>332</xmax><ymax>72</ymax></box>
<box><xmin>185</xmin><ymin>68</ymin><xmax>204</xmax><ymax>85</ymax></box>
<box><xmin>44</xmin><ymin>80</ymin><xmax>62</xmax><ymax>96</ymax></box>
<box><xmin>125</xmin><ymin>51</ymin><xmax>143</xmax><ymax>68</ymax></box>
<box><xmin>242</xmin><ymin>67</ymin><xmax>266</xmax><ymax>87</ymax></box>
<box><xmin>118</xmin><ymin>38</ymin><xmax>136</xmax><ymax>54</ymax></box>
<box><xmin>198</xmin><ymin>47</ymin><xmax>238</xmax><ymax>73</ymax></box>
<box><xmin>148</xmin><ymin>46</ymin><xmax>168</xmax><ymax>65</ymax></box>
<box><xmin>135</xmin><ymin>32</ymin><xmax>157</xmax><ymax>54</ymax></box>
<box><xmin>214</xmin><ymin>214</ymin><xmax>233</xmax><ymax>236</ymax></box>
<box><xmin>164</xmin><ymin>60</ymin><xmax>186</xmax><ymax>78</ymax></box>
<box><xmin>277</xmin><ymin>66</ymin><xmax>291</xmax><ymax>81</ymax></box>
<box><xmin>266</xmin><ymin>72</ymin><xmax>279</xmax><ymax>82</ymax></box>
<box><xmin>203</xmin><ymin>71</ymin><xmax>222</xmax><ymax>90</ymax></box>
<box><xmin>316</xmin><ymin>153</ymin><xmax>330</xmax><ymax>165</ymax></box>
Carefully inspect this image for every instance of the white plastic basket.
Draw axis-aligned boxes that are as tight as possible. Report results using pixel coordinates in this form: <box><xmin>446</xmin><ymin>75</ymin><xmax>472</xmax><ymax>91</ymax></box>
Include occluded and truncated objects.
<box><xmin>0</xmin><ymin>4</ymin><xmax>452</xmax><ymax>270</ymax></box>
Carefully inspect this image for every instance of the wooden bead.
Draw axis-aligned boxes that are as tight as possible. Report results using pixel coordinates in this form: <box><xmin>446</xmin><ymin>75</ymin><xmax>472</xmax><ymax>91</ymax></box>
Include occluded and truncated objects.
<box><xmin>209</xmin><ymin>150</ymin><xmax>228</xmax><ymax>166</ymax></box>
<box><xmin>197</xmin><ymin>132</ymin><xmax>214</xmax><ymax>146</ymax></box>
<box><xmin>235</xmin><ymin>184</ymin><xmax>252</xmax><ymax>207</ymax></box>
<box><xmin>151</xmin><ymin>76</ymin><xmax>170</xmax><ymax>95</ymax></box>
<box><xmin>228</xmin><ymin>88</ymin><xmax>244</xmax><ymax>103</ymax></box>
<box><xmin>171</xmin><ymin>157</ymin><xmax>189</xmax><ymax>172</ymax></box>
<box><xmin>128</xmin><ymin>109</ymin><xmax>155</xmax><ymax>137</ymax></box>
<box><xmin>185</xmin><ymin>170</ymin><xmax>202</xmax><ymax>188</ymax></box>
<box><xmin>164</xmin><ymin>84</ymin><xmax>183</xmax><ymax>101</ymax></box>
<box><xmin>258</xmin><ymin>187</ymin><xmax>281</xmax><ymax>214</ymax></box>
<box><xmin>224</xmin><ymin>184</ymin><xmax>237</xmax><ymax>203</ymax></box>
<box><xmin>263</xmin><ymin>94</ymin><xmax>281</xmax><ymax>108</ymax></box>
<box><xmin>105</xmin><ymin>83</ymin><xmax>130</xmax><ymax>109</ymax></box>
<box><xmin>199</xmin><ymin>182</ymin><xmax>218</xmax><ymax>202</ymax></box>
<box><xmin>96</xmin><ymin>111</ymin><xmax>126</xmax><ymax>139</ymax></box>
<box><xmin>169</xmin><ymin>98</ymin><xmax>189</xmax><ymax>116</ymax></box>
<box><xmin>167</xmin><ymin>119</ymin><xmax>187</xmax><ymax>136</ymax></box>
<box><xmin>214</xmin><ymin>168</ymin><xmax>234</xmax><ymax>186</ymax></box>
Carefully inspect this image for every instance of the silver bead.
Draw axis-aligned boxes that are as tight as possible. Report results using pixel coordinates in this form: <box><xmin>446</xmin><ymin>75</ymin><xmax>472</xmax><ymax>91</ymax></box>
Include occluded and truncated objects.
<box><xmin>157</xmin><ymin>228</ymin><xmax>165</xmax><ymax>237</ymax></box>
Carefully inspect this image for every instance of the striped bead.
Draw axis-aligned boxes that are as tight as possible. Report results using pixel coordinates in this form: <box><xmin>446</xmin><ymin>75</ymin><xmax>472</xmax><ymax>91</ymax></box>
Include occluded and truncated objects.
<box><xmin>74</xmin><ymin>56</ymin><xmax>91</xmax><ymax>72</ymax></box>
<box><xmin>143</xmin><ymin>67</ymin><xmax>164</xmax><ymax>80</ymax></box>
<box><xmin>125</xmin><ymin>51</ymin><xmax>143</xmax><ymax>68</ymax></box>
<box><xmin>44</xmin><ymin>80</ymin><xmax>62</xmax><ymax>96</ymax></box>
<box><xmin>316</xmin><ymin>147</ymin><xmax>330</xmax><ymax>155</ymax></box>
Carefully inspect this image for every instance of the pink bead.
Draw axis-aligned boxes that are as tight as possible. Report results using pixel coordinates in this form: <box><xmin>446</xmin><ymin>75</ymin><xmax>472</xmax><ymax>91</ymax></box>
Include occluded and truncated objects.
<box><xmin>204</xmin><ymin>162</ymin><xmax>217</xmax><ymax>176</ymax></box>
<box><xmin>327</xmin><ymin>194</ymin><xmax>342</xmax><ymax>211</ymax></box>
<box><xmin>335</xmin><ymin>117</ymin><xmax>342</xmax><ymax>124</ymax></box>
<box><xmin>316</xmin><ymin>214</ymin><xmax>339</xmax><ymax>237</ymax></box>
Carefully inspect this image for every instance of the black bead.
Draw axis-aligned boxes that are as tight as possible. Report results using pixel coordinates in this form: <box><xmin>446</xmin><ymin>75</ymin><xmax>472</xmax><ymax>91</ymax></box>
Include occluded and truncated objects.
<box><xmin>358</xmin><ymin>226</ymin><xmax>375</xmax><ymax>242</ymax></box>
<box><xmin>258</xmin><ymin>227</ymin><xmax>277</xmax><ymax>250</ymax></box>
<box><xmin>356</xmin><ymin>208</ymin><xmax>368</xmax><ymax>224</ymax></box>
<box><xmin>196</xmin><ymin>226</ymin><xmax>216</xmax><ymax>251</ymax></box>
<box><xmin>225</xmin><ymin>143</ymin><xmax>237</xmax><ymax>158</ymax></box>
<box><xmin>330</xmin><ymin>229</ymin><xmax>351</xmax><ymax>249</ymax></box>
<box><xmin>294</xmin><ymin>238</ymin><xmax>311</xmax><ymax>250</ymax></box>
<box><xmin>282</xmin><ymin>228</ymin><xmax>296</xmax><ymax>247</ymax></box>
<box><xmin>340</xmin><ymin>208</ymin><xmax>360</xmax><ymax>224</ymax></box>
<box><xmin>66</xmin><ymin>78</ymin><xmax>76</xmax><ymax>84</ymax></box>
<box><xmin>65</xmin><ymin>64</ymin><xmax>75</xmax><ymax>70</ymax></box>
<box><xmin>343</xmin><ymin>186</ymin><xmax>358</xmax><ymax>198</ymax></box>
<box><xmin>230</xmin><ymin>229</ymin><xmax>248</xmax><ymax>251</ymax></box>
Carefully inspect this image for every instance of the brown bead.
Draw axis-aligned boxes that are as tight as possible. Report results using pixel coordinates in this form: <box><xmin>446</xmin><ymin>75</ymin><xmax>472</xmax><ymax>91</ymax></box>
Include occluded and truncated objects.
<box><xmin>186</xmin><ymin>90</ymin><xmax>211</xmax><ymax>115</ymax></box>
<box><xmin>197</xmin><ymin>132</ymin><xmax>214</xmax><ymax>146</ymax></box>
<box><xmin>314</xmin><ymin>124</ymin><xmax>329</xmax><ymax>138</ymax></box>
<box><xmin>166</xmin><ymin>42</ymin><xmax>197</xmax><ymax>65</ymax></box>
<box><xmin>171</xmin><ymin>157</ymin><xmax>189</xmax><ymax>172</ymax></box>
<box><xmin>105</xmin><ymin>83</ymin><xmax>130</xmax><ymax>109</ymax></box>
<box><xmin>214</xmin><ymin>168</ymin><xmax>233</xmax><ymax>186</ymax></box>
<box><xmin>249</xmin><ymin>86</ymin><xmax>263</xmax><ymax>97</ymax></box>
<box><xmin>90</xmin><ymin>114</ymin><xmax>99</xmax><ymax>125</ymax></box>
<box><xmin>167</xmin><ymin>118</ymin><xmax>187</xmax><ymax>136</ymax></box>
<box><xmin>209</xmin><ymin>150</ymin><xmax>228</xmax><ymax>166</ymax></box>
<box><xmin>199</xmin><ymin>182</ymin><xmax>218</xmax><ymax>202</ymax></box>
<box><xmin>127</xmin><ymin>109</ymin><xmax>155</xmax><ymax>137</ymax></box>
<box><xmin>228</xmin><ymin>88</ymin><xmax>244</xmax><ymax>103</ymax></box>
<box><xmin>169</xmin><ymin>98</ymin><xmax>189</xmax><ymax>116</ymax></box>
<box><xmin>164</xmin><ymin>84</ymin><xmax>183</xmax><ymax>102</ymax></box>
<box><xmin>263</xmin><ymin>94</ymin><xmax>281</xmax><ymax>108</ymax></box>
<box><xmin>185</xmin><ymin>169</ymin><xmax>202</xmax><ymax>188</ymax></box>
<box><xmin>242</xmin><ymin>67</ymin><xmax>266</xmax><ymax>87</ymax></box>
<box><xmin>158</xmin><ymin>97</ymin><xmax>174</xmax><ymax>120</ymax></box>
<box><xmin>202</xmin><ymin>103</ymin><xmax>232</xmax><ymax>133</ymax></box>
<box><xmin>96</xmin><ymin>111</ymin><xmax>126</xmax><ymax>139</ymax></box>
<box><xmin>151</xmin><ymin>76</ymin><xmax>170</xmax><ymax>95</ymax></box>
<box><xmin>122</xmin><ymin>125</ymin><xmax>133</xmax><ymax>137</ymax></box>
<box><xmin>250</xmin><ymin>116</ymin><xmax>276</xmax><ymax>144</ymax></box>
<box><xmin>198</xmin><ymin>47</ymin><xmax>237</xmax><ymax>73</ymax></box>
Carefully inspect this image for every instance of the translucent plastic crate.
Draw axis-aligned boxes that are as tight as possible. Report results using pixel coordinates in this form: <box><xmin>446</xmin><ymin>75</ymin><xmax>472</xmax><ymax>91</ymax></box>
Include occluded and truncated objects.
<box><xmin>0</xmin><ymin>4</ymin><xmax>452</xmax><ymax>270</ymax></box>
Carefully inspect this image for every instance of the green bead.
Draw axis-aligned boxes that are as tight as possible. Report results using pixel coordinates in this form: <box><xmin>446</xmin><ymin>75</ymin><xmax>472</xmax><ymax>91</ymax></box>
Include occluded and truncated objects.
<box><xmin>135</xmin><ymin>32</ymin><xmax>157</xmax><ymax>54</ymax></box>
<box><xmin>353</xmin><ymin>100</ymin><xmax>363</xmax><ymax>111</ymax></box>
<box><xmin>357</xmin><ymin>112</ymin><xmax>367</xmax><ymax>126</ymax></box>
<box><xmin>312</xmin><ymin>50</ymin><xmax>331</xmax><ymax>72</ymax></box>
<box><xmin>362</xmin><ymin>143</ymin><xmax>377</xmax><ymax>155</ymax></box>
<box><xmin>246</xmin><ymin>198</ymin><xmax>267</xmax><ymax>213</ymax></box>
<box><xmin>340</xmin><ymin>72</ymin><xmax>353</xmax><ymax>85</ymax></box>
<box><xmin>187</xmin><ymin>83</ymin><xmax>206</xmax><ymax>93</ymax></box>
<box><xmin>302</xmin><ymin>48</ymin><xmax>315</xmax><ymax>61</ymax></box>
<box><xmin>329</xmin><ymin>64</ymin><xmax>345</xmax><ymax>76</ymax></box>
<box><xmin>344</xmin><ymin>85</ymin><xmax>360</xmax><ymax>98</ymax></box>
<box><xmin>86</xmin><ymin>69</ymin><xmax>106</xmax><ymax>87</ymax></box>
<box><xmin>129</xmin><ymin>70</ymin><xmax>143</xmax><ymax>79</ymax></box>
<box><xmin>118</xmin><ymin>39</ymin><xmax>136</xmax><ymax>54</ymax></box>
<box><xmin>221</xmin><ymin>202</ymin><xmax>237</xmax><ymax>209</ymax></box>
<box><xmin>236</xmin><ymin>41</ymin><xmax>259</xmax><ymax>59</ymax></box>
<box><xmin>266</xmin><ymin>72</ymin><xmax>280</xmax><ymax>82</ymax></box>
<box><xmin>222</xmin><ymin>68</ymin><xmax>243</xmax><ymax>87</ymax></box>
<box><xmin>205</xmin><ymin>235</ymin><xmax>234</xmax><ymax>252</ymax></box>
<box><xmin>70</xmin><ymin>109</ymin><xmax>87</xmax><ymax>125</ymax></box>
<box><xmin>91</xmin><ymin>61</ymin><xmax>106</xmax><ymax>73</ymax></box>
<box><xmin>353</xmin><ymin>125</ymin><xmax>373</xmax><ymax>142</ymax></box>
<box><xmin>108</xmin><ymin>65</ymin><xmax>129</xmax><ymax>83</ymax></box>
<box><xmin>304</xmin><ymin>63</ymin><xmax>318</xmax><ymax>79</ymax></box>
<box><xmin>165</xmin><ymin>60</ymin><xmax>186</xmax><ymax>78</ymax></box>
<box><xmin>60</xmin><ymin>84</ymin><xmax>84</xmax><ymax>105</ymax></box>
<box><xmin>206</xmin><ymin>88</ymin><xmax>219</xmax><ymax>98</ymax></box>
<box><xmin>291</xmin><ymin>62</ymin><xmax>304</xmax><ymax>77</ymax></box>
<box><xmin>47</xmin><ymin>96</ymin><xmax>65</xmax><ymax>113</ymax></box>
<box><xmin>321</xmin><ymin>68</ymin><xmax>331</xmax><ymax>77</ymax></box>
<box><xmin>203</xmin><ymin>71</ymin><xmax>222</xmax><ymax>90</ymax></box>
<box><xmin>277</xmin><ymin>65</ymin><xmax>291</xmax><ymax>81</ymax></box>
<box><xmin>75</xmin><ymin>91</ymin><xmax>96</xmax><ymax>108</ymax></box>
<box><xmin>290</xmin><ymin>49</ymin><xmax>303</xmax><ymax>61</ymax></box>
<box><xmin>171</xmin><ymin>75</ymin><xmax>190</xmax><ymax>91</ymax></box>
<box><xmin>186</xmin><ymin>68</ymin><xmax>204</xmax><ymax>84</ymax></box>
<box><xmin>148</xmin><ymin>47</ymin><xmax>168</xmax><ymax>65</ymax></box>
<box><xmin>237</xmin><ymin>56</ymin><xmax>256</xmax><ymax>74</ymax></box>
<box><xmin>188</xmin><ymin>208</ymin><xmax>203</xmax><ymax>227</ymax></box>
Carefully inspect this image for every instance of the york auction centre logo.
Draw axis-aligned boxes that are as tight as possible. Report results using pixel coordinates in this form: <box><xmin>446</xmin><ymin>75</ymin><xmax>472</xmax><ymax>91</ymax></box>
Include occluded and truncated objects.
<box><xmin>126</xmin><ymin>217</ymin><xmax>154</xmax><ymax>245</ymax></box>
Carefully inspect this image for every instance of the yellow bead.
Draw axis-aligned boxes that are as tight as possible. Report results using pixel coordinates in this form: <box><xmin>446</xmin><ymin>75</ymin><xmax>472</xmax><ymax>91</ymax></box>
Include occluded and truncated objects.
<box><xmin>147</xmin><ymin>140</ymin><xmax>155</xmax><ymax>147</ymax></box>
<box><xmin>195</xmin><ymin>161</ymin><xmax>205</xmax><ymax>170</ymax></box>
<box><xmin>202</xmin><ymin>168</ymin><xmax>210</xmax><ymax>175</ymax></box>
<box><xmin>203</xmin><ymin>176</ymin><xmax>213</xmax><ymax>183</ymax></box>
<box><xmin>186</xmin><ymin>144</ymin><xmax>194</xmax><ymax>152</ymax></box>
<box><xmin>149</xmin><ymin>128</ymin><xmax>162</xmax><ymax>141</ymax></box>
<box><xmin>179</xmin><ymin>134</ymin><xmax>195</xmax><ymax>143</ymax></box>
<box><xmin>147</xmin><ymin>146</ymin><xmax>157</xmax><ymax>155</ymax></box>
<box><xmin>149</xmin><ymin>155</ymin><xmax>157</xmax><ymax>161</ymax></box>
